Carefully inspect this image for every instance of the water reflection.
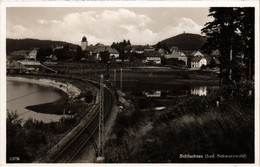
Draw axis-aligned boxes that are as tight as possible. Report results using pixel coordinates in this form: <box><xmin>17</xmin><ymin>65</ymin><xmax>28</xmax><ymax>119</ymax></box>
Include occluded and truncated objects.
<box><xmin>191</xmin><ymin>86</ymin><xmax>207</xmax><ymax>96</ymax></box>
<box><xmin>141</xmin><ymin>86</ymin><xmax>211</xmax><ymax>97</ymax></box>
<box><xmin>143</xmin><ymin>91</ymin><xmax>161</xmax><ymax>97</ymax></box>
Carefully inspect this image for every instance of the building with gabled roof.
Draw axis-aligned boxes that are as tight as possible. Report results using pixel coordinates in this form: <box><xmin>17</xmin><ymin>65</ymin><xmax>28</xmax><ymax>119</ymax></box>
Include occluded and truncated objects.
<box><xmin>123</xmin><ymin>45</ymin><xmax>155</xmax><ymax>54</ymax></box>
<box><xmin>25</xmin><ymin>48</ymin><xmax>39</xmax><ymax>60</ymax></box>
<box><xmin>142</xmin><ymin>51</ymin><xmax>161</xmax><ymax>64</ymax></box>
<box><xmin>164</xmin><ymin>51</ymin><xmax>187</xmax><ymax>66</ymax></box>
<box><xmin>190</xmin><ymin>50</ymin><xmax>204</xmax><ymax>57</ymax></box>
<box><xmin>158</xmin><ymin>48</ymin><xmax>168</xmax><ymax>55</ymax></box>
<box><xmin>95</xmin><ymin>46</ymin><xmax>119</xmax><ymax>59</ymax></box>
<box><xmin>190</xmin><ymin>57</ymin><xmax>207</xmax><ymax>68</ymax></box>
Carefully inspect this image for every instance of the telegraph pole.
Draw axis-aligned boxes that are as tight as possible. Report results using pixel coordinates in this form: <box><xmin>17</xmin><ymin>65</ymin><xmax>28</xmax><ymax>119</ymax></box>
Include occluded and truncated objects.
<box><xmin>229</xmin><ymin>47</ymin><xmax>232</xmax><ymax>81</ymax></box>
<box><xmin>120</xmin><ymin>68</ymin><xmax>123</xmax><ymax>91</ymax></box>
<box><xmin>114</xmin><ymin>69</ymin><xmax>116</xmax><ymax>86</ymax></box>
<box><xmin>97</xmin><ymin>74</ymin><xmax>105</xmax><ymax>162</ymax></box>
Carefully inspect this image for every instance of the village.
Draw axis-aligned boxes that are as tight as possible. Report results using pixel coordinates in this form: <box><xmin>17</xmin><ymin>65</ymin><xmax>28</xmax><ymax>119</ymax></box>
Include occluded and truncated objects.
<box><xmin>7</xmin><ymin>33</ymin><xmax>220</xmax><ymax>75</ymax></box>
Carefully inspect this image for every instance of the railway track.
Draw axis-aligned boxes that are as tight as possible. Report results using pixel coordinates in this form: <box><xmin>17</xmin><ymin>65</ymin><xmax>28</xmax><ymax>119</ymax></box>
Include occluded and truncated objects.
<box><xmin>51</xmin><ymin>79</ymin><xmax>114</xmax><ymax>163</ymax></box>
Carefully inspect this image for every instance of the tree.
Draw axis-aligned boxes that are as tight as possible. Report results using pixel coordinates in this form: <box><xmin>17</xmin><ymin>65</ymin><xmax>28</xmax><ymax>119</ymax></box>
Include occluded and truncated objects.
<box><xmin>75</xmin><ymin>46</ymin><xmax>83</xmax><ymax>61</ymax></box>
<box><xmin>155</xmin><ymin>42</ymin><xmax>162</xmax><ymax>50</ymax></box>
<box><xmin>100</xmin><ymin>51</ymin><xmax>110</xmax><ymax>63</ymax></box>
<box><xmin>119</xmin><ymin>52</ymin><xmax>129</xmax><ymax>62</ymax></box>
<box><xmin>7</xmin><ymin>112</ymin><xmax>31</xmax><ymax>162</ymax></box>
<box><xmin>36</xmin><ymin>48</ymin><xmax>52</xmax><ymax>62</ymax></box>
<box><xmin>202</xmin><ymin>7</ymin><xmax>254</xmax><ymax>85</ymax></box>
<box><xmin>54</xmin><ymin>48</ymin><xmax>66</xmax><ymax>61</ymax></box>
<box><xmin>239</xmin><ymin>8</ymin><xmax>255</xmax><ymax>80</ymax></box>
<box><xmin>84</xmin><ymin>91</ymin><xmax>93</xmax><ymax>103</ymax></box>
<box><xmin>127</xmin><ymin>40</ymin><xmax>131</xmax><ymax>45</ymax></box>
<box><xmin>162</xmin><ymin>43</ymin><xmax>170</xmax><ymax>53</ymax></box>
<box><xmin>111</xmin><ymin>39</ymin><xmax>131</xmax><ymax>61</ymax></box>
<box><xmin>208</xmin><ymin>57</ymin><xmax>217</xmax><ymax>68</ymax></box>
<box><xmin>161</xmin><ymin>56</ymin><xmax>167</xmax><ymax>65</ymax></box>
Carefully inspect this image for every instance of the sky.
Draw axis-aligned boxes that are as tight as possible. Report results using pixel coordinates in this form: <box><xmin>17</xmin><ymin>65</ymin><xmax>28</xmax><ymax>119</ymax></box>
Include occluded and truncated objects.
<box><xmin>7</xmin><ymin>7</ymin><xmax>213</xmax><ymax>45</ymax></box>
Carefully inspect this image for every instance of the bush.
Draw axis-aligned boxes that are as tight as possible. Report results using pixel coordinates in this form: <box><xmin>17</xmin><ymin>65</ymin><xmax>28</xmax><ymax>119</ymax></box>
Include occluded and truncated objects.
<box><xmin>138</xmin><ymin>98</ymin><xmax>151</xmax><ymax>109</ymax></box>
<box><xmin>25</xmin><ymin>129</ymin><xmax>47</xmax><ymax>146</ymax></box>
<box><xmin>85</xmin><ymin>91</ymin><xmax>93</xmax><ymax>103</ymax></box>
<box><xmin>78</xmin><ymin>90</ymin><xmax>94</xmax><ymax>103</ymax></box>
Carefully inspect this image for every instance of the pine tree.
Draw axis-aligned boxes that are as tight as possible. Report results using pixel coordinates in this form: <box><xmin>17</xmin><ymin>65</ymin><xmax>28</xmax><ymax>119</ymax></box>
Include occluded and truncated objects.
<box><xmin>202</xmin><ymin>7</ymin><xmax>254</xmax><ymax>85</ymax></box>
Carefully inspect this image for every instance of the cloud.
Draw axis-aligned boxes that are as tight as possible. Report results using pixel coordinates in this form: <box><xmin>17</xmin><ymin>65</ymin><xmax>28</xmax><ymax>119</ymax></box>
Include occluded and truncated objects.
<box><xmin>176</xmin><ymin>17</ymin><xmax>202</xmax><ymax>34</ymax></box>
<box><xmin>7</xmin><ymin>25</ymin><xmax>37</xmax><ymax>39</ymax></box>
<box><xmin>37</xmin><ymin>19</ymin><xmax>48</xmax><ymax>24</ymax></box>
<box><xmin>7</xmin><ymin>10</ymin><xmax>202</xmax><ymax>45</ymax></box>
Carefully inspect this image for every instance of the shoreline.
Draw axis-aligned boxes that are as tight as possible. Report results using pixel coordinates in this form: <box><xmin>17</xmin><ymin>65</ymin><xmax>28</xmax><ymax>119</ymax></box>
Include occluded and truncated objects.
<box><xmin>7</xmin><ymin>76</ymin><xmax>81</xmax><ymax>99</ymax></box>
<box><xmin>7</xmin><ymin>76</ymin><xmax>81</xmax><ymax>115</ymax></box>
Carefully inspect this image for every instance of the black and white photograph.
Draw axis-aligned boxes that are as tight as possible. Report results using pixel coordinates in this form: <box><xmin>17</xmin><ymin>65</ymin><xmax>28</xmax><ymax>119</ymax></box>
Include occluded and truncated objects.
<box><xmin>1</xmin><ymin>1</ymin><xmax>259</xmax><ymax>165</ymax></box>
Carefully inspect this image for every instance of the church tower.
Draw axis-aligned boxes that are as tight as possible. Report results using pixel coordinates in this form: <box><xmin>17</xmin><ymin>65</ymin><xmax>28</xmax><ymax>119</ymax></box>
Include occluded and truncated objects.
<box><xmin>81</xmin><ymin>35</ymin><xmax>88</xmax><ymax>51</ymax></box>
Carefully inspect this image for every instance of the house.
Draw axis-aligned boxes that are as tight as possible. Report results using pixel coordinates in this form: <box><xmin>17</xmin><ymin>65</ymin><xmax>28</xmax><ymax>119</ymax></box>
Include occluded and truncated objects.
<box><xmin>144</xmin><ymin>45</ymin><xmax>155</xmax><ymax>52</ymax></box>
<box><xmin>7</xmin><ymin>60</ymin><xmax>39</xmax><ymax>74</ymax></box>
<box><xmin>142</xmin><ymin>51</ymin><xmax>161</xmax><ymax>64</ymax></box>
<box><xmin>94</xmin><ymin>46</ymin><xmax>119</xmax><ymax>60</ymax></box>
<box><xmin>164</xmin><ymin>51</ymin><xmax>187</xmax><ymax>66</ymax></box>
<box><xmin>85</xmin><ymin>45</ymin><xmax>119</xmax><ymax>60</ymax></box>
<box><xmin>178</xmin><ymin>52</ymin><xmax>188</xmax><ymax>66</ymax></box>
<box><xmin>124</xmin><ymin>45</ymin><xmax>134</xmax><ymax>53</ymax></box>
<box><xmin>45</xmin><ymin>54</ymin><xmax>58</xmax><ymax>62</ymax></box>
<box><xmin>157</xmin><ymin>48</ymin><xmax>168</xmax><ymax>56</ymax></box>
<box><xmin>6</xmin><ymin>61</ymin><xmax>26</xmax><ymax>74</ymax></box>
<box><xmin>123</xmin><ymin>45</ymin><xmax>155</xmax><ymax>54</ymax></box>
<box><xmin>25</xmin><ymin>48</ymin><xmax>39</xmax><ymax>60</ymax></box>
<box><xmin>170</xmin><ymin>46</ymin><xmax>179</xmax><ymax>53</ymax></box>
<box><xmin>9</xmin><ymin>50</ymin><xmax>28</xmax><ymax>57</ymax></box>
<box><xmin>190</xmin><ymin>50</ymin><xmax>204</xmax><ymax>57</ymax></box>
<box><xmin>190</xmin><ymin>57</ymin><xmax>207</xmax><ymax>68</ymax></box>
<box><xmin>18</xmin><ymin>60</ymin><xmax>41</xmax><ymax>66</ymax></box>
<box><xmin>86</xmin><ymin>45</ymin><xmax>98</xmax><ymax>56</ymax></box>
<box><xmin>132</xmin><ymin>45</ymin><xmax>145</xmax><ymax>54</ymax></box>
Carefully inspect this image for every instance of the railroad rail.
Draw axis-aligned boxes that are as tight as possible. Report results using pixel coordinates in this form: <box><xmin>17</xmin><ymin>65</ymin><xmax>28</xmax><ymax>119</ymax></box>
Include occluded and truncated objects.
<box><xmin>51</xmin><ymin>79</ymin><xmax>114</xmax><ymax>163</ymax></box>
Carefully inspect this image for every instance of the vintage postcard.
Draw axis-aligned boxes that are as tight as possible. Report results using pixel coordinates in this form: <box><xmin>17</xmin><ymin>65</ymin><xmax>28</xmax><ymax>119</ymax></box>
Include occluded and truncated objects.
<box><xmin>0</xmin><ymin>0</ymin><xmax>259</xmax><ymax>166</ymax></box>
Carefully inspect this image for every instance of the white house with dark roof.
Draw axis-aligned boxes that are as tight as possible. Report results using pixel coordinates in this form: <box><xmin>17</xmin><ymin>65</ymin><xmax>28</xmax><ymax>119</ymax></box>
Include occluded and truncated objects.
<box><xmin>190</xmin><ymin>57</ymin><xmax>207</xmax><ymax>68</ymax></box>
<box><xmin>142</xmin><ymin>51</ymin><xmax>161</xmax><ymax>64</ymax></box>
<box><xmin>94</xmin><ymin>46</ymin><xmax>119</xmax><ymax>60</ymax></box>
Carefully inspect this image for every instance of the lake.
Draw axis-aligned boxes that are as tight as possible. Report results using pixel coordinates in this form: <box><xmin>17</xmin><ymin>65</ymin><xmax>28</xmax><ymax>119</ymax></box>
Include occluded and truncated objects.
<box><xmin>7</xmin><ymin>79</ymin><xmax>64</xmax><ymax>123</ymax></box>
<box><xmin>114</xmin><ymin>80</ymin><xmax>218</xmax><ymax>97</ymax></box>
